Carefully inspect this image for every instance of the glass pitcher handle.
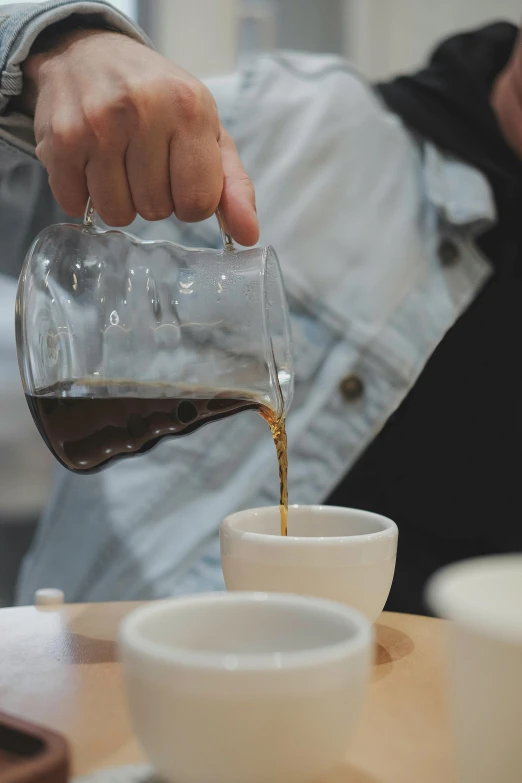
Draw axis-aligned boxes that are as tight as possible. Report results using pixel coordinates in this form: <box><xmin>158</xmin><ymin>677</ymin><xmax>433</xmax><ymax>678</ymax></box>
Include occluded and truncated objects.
<box><xmin>83</xmin><ymin>197</ymin><xmax>96</xmax><ymax>227</ymax></box>
<box><xmin>83</xmin><ymin>197</ymin><xmax>235</xmax><ymax>252</ymax></box>
<box><xmin>216</xmin><ymin>209</ymin><xmax>234</xmax><ymax>252</ymax></box>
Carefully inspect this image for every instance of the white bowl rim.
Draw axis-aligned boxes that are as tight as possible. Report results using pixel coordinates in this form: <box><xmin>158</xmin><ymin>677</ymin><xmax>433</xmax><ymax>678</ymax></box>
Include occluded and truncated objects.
<box><xmin>120</xmin><ymin>592</ymin><xmax>373</xmax><ymax>671</ymax></box>
<box><xmin>426</xmin><ymin>554</ymin><xmax>522</xmax><ymax>644</ymax></box>
<box><xmin>221</xmin><ymin>504</ymin><xmax>398</xmax><ymax>546</ymax></box>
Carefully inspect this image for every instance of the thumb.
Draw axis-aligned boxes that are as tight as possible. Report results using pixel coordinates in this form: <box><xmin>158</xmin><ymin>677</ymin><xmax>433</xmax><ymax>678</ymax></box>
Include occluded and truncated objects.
<box><xmin>218</xmin><ymin>125</ymin><xmax>259</xmax><ymax>246</ymax></box>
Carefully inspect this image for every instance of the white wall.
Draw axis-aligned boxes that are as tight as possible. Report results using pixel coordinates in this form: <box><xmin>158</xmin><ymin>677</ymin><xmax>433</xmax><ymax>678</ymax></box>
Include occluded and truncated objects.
<box><xmin>0</xmin><ymin>0</ymin><xmax>137</xmax><ymax>15</ymax></box>
<box><xmin>147</xmin><ymin>0</ymin><xmax>521</xmax><ymax>79</ymax></box>
<box><xmin>344</xmin><ymin>0</ymin><xmax>521</xmax><ymax>80</ymax></box>
<box><xmin>151</xmin><ymin>0</ymin><xmax>240</xmax><ymax>77</ymax></box>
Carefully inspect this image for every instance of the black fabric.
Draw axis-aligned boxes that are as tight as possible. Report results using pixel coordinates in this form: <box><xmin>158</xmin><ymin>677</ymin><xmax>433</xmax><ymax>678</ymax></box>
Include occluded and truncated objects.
<box><xmin>326</xmin><ymin>22</ymin><xmax>522</xmax><ymax>615</ymax></box>
<box><xmin>378</xmin><ymin>22</ymin><xmax>522</xmax><ymax>193</ymax></box>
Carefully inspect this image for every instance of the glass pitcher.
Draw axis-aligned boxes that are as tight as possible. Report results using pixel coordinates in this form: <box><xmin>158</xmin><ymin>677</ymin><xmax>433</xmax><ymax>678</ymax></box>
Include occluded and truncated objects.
<box><xmin>15</xmin><ymin>203</ymin><xmax>293</xmax><ymax>473</ymax></box>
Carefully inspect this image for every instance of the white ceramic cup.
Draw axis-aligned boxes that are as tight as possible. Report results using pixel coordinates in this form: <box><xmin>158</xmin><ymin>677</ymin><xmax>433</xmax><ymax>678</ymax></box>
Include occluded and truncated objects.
<box><xmin>120</xmin><ymin>592</ymin><xmax>372</xmax><ymax>783</ymax></box>
<box><xmin>427</xmin><ymin>555</ymin><xmax>522</xmax><ymax>783</ymax></box>
<box><xmin>220</xmin><ymin>505</ymin><xmax>398</xmax><ymax>621</ymax></box>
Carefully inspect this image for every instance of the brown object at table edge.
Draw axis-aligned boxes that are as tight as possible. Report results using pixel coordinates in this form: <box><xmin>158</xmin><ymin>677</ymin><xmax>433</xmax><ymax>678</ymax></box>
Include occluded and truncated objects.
<box><xmin>0</xmin><ymin>710</ymin><xmax>68</xmax><ymax>783</ymax></box>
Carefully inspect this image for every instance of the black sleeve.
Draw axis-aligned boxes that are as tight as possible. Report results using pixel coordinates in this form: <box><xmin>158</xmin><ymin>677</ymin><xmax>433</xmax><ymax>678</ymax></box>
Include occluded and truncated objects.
<box><xmin>377</xmin><ymin>22</ymin><xmax>522</xmax><ymax>192</ymax></box>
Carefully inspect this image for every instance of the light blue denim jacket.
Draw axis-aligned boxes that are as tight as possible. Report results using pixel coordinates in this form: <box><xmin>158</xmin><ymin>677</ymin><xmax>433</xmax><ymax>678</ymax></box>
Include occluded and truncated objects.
<box><xmin>0</xmin><ymin>3</ymin><xmax>495</xmax><ymax>603</ymax></box>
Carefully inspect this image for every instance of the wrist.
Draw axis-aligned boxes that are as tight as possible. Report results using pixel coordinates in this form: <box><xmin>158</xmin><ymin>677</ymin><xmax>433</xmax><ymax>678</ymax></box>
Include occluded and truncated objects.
<box><xmin>17</xmin><ymin>23</ymin><xmax>122</xmax><ymax>116</ymax></box>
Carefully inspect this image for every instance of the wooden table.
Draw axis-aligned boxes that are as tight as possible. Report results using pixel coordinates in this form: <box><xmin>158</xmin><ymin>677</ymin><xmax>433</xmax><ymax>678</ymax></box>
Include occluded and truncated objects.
<box><xmin>0</xmin><ymin>604</ymin><xmax>454</xmax><ymax>783</ymax></box>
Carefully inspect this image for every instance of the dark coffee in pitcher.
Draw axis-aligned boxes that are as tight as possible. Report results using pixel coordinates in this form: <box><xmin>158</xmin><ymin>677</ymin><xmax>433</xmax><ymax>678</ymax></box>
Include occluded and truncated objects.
<box><xmin>26</xmin><ymin>379</ymin><xmax>289</xmax><ymax>535</ymax></box>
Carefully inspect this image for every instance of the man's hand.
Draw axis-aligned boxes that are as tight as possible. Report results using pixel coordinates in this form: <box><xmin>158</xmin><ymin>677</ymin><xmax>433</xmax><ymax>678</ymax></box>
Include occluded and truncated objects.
<box><xmin>23</xmin><ymin>29</ymin><xmax>258</xmax><ymax>245</ymax></box>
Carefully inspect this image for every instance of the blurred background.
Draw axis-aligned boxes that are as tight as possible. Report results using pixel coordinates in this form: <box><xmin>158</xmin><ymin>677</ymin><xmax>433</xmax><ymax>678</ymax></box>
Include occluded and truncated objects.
<box><xmin>0</xmin><ymin>0</ymin><xmax>521</xmax><ymax>606</ymax></box>
<box><xmin>130</xmin><ymin>0</ymin><xmax>521</xmax><ymax>80</ymax></box>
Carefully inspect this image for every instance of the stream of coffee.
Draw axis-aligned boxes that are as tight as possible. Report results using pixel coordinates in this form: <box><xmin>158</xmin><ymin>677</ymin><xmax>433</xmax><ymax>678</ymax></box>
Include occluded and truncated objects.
<box><xmin>26</xmin><ymin>380</ymin><xmax>289</xmax><ymax>536</ymax></box>
<box><xmin>259</xmin><ymin>406</ymin><xmax>288</xmax><ymax>537</ymax></box>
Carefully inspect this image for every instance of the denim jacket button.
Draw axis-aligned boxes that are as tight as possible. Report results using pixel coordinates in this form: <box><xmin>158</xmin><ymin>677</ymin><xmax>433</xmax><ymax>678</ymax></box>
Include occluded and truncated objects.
<box><xmin>340</xmin><ymin>374</ymin><xmax>364</xmax><ymax>401</ymax></box>
<box><xmin>438</xmin><ymin>238</ymin><xmax>459</xmax><ymax>266</ymax></box>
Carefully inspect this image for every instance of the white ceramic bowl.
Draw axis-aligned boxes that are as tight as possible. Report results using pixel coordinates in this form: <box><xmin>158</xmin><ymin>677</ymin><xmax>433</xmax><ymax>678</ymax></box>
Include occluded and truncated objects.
<box><xmin>427</xmin><ymin>555</ymin><xmax>522</xmax><ymax>783</ymax></box>
<box><xmin>220</xmin><ymin>505</ymin><xmax>398</xmax><ymax>621</ymax></box>
<box><xmin>120</xmin><ymin>592</ymin><xmax>373</xmax><ymax>783</ymax></box>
